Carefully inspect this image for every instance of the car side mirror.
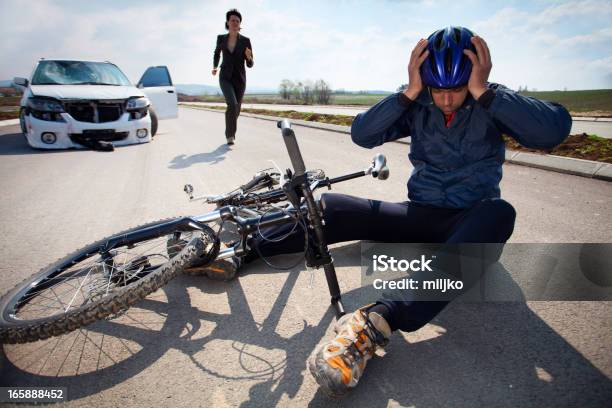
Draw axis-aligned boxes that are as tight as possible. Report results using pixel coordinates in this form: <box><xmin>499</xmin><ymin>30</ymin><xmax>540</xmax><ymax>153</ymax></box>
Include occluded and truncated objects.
<box><xmin>137</xmin><ymin>83</ymin><xmax>144</xmax><ymax>89</ymax></box>
<box><xmin>13</xmin><ymin>77</ymin><xmax>28</xmax><ymax>87</ymax></box>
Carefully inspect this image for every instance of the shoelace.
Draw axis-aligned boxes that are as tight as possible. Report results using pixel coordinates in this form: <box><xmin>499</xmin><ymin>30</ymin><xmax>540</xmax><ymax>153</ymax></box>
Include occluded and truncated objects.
<box><xmin>338</xmin><ymin>312</ymin><xmax>384</xmax><ymax>364</ymax></box>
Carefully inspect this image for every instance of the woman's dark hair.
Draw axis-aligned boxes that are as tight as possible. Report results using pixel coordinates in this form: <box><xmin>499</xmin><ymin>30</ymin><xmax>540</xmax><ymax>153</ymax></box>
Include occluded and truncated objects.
<box><xmin>225</xmin><ymin>9</ymin><xmax>242</xmax><ymax>30</ymax></box>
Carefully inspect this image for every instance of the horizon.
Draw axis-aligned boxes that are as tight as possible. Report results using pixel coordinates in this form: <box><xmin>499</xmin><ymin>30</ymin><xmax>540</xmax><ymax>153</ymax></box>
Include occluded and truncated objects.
<box><xmin>1</xmin><ymin>0</ymin><xmax>611</xmax><ymax>92</ymax></box>
<box><xmin>3</xmin><ymin>79</ymin><xmax>611</xmax><ymax>94</ymax></box>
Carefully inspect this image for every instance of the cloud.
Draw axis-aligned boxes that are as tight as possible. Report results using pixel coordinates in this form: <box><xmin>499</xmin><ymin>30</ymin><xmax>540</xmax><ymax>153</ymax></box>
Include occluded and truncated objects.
<box><xmin>470</xmin><ymin>1</ymin><xmax>612</xmax><ymax>90</ymax></box>
<box><xmin>0</xmin><ymin>0</ymin><xmax>610</xmax><ymax>91</ymax></box>
<box><xmin>585</xmin><ymin>56</ymin><xmax>612</xmax><ymax>70</ymax></box>
<box><xmin>0</xmin><ymin>1</ymin><xmax>232</xmax><ymax>79</ymax></box>
<box><xmin>560</xmin><ymin>27</ymin><xmax>612</xmax><ymax>46</ymax></box>
<box><xmin>530</xmin><ymin>0</ymin><xmax>612</xmax><ymax>25</ymax></box>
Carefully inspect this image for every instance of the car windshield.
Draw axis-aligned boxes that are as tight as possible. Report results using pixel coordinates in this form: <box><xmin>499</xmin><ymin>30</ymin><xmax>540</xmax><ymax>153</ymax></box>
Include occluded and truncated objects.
<box><xmin>31</xmin><ymin>60</ymin><xmax>132</xmax><ymax>86</ymax></box>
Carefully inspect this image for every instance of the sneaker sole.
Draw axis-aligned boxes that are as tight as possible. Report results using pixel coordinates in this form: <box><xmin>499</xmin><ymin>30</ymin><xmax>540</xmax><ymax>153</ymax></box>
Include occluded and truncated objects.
<box><xmin>308</xmin><ymin>344</ymin><xmax>350</xmax><ymax>398</ymax></box>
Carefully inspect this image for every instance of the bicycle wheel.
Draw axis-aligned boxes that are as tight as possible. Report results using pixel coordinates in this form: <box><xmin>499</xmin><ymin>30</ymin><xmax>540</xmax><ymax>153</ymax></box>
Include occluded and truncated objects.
<box><xmin>0</xmin><ymin>218</ymin><xmax>219</xmax><ymax>344</ymax></box>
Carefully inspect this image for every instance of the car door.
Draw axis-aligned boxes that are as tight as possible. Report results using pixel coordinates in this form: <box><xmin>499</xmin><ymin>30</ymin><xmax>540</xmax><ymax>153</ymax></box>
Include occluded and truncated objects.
<box><xmin>137</xmin><ymin>66</ymin><xmax>178</xmax><ymax>119</ymax></box>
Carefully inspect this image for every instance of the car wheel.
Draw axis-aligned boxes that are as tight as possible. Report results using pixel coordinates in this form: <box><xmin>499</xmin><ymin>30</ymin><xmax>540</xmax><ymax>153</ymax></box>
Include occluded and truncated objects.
<box><xmin>149</xmin><ymin>107</ymin><xmax>158</xmax><ymax>137</ymax></box>
<box><xmin>19</xmin><ymin>108</ymin><xmax>28</xmax><ymax>136</ymax></box>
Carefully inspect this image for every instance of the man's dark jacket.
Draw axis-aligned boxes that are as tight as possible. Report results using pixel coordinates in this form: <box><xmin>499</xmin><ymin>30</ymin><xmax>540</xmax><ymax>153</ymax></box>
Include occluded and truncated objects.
<box><xmin>351</xmin><ymin>84</ymin><xmax>572</xmax><ymax>208</ymax></box>
<box><xmin>213</xmin><ymin>34</ymin><xmax>254</xmax><ymax>84</ymax></box>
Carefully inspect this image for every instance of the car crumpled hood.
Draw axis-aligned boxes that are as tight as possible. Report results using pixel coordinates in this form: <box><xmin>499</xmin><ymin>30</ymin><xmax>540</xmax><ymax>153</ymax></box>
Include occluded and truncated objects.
<box><xmin>30</xmin><ymin>85</ymin><xmax>145</xmax><ymax>100</ymax></box>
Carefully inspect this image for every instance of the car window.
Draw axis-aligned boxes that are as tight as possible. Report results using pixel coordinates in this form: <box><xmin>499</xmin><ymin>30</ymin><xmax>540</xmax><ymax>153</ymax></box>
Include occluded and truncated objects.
<box><xmin>31</xmin><ymin>61</ymin><xmax>132</xmax><ymax>86</ymax></box>
<box><xmin>138</xmin><ymin>67</ymin><xmax>172</xmax><ymax>87</ymax></box>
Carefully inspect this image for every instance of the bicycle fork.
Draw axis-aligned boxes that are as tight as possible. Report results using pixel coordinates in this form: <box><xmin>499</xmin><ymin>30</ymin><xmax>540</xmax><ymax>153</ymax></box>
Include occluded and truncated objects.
<box><xmin>279</xmin><ymin>119</ymin><xmax>346</xmax><ymax>318</ymax></box>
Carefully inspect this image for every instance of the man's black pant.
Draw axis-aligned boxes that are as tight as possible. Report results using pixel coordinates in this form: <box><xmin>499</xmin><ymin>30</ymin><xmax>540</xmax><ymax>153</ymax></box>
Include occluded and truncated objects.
<box><xmin>219</xmin><ymin>77</ymin><xmax>246</xmax><ymax>140</ymax></box>
<box><xmin>249</xmin><ymin>193</ymin><xmax>516</xmax><ymax>333</ymax></box>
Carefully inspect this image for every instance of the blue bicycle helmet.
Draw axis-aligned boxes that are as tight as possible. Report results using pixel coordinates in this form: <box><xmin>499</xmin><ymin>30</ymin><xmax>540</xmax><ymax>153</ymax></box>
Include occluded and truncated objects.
<box><xmin>420</xmin><ymin>26</ymin><xmax>476</xmax><ymax>89</ymax></box>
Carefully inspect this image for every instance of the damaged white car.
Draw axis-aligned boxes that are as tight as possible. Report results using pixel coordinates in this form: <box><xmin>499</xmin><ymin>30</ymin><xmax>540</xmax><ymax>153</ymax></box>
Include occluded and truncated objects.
<box><xmin>13</xmin><ymin>59</ymin><xmax>178</xmax><ymax>150</ymax></box>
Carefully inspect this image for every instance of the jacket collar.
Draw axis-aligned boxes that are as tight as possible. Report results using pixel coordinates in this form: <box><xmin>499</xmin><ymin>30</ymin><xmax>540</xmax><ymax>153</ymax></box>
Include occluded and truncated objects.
<box><xmin>224</xmin><ymin>32</ymin><xmax>241</xmax><ymax>41</ymax></box>
<box><xmin>418</xmin><ymin>88</ymin><xmax>477</xmax><ymax>113</ymax></box>
<box><xmin>223</xmin><ymin>33</ymin><xmax>242</xmax><ymax>52</ymax></box>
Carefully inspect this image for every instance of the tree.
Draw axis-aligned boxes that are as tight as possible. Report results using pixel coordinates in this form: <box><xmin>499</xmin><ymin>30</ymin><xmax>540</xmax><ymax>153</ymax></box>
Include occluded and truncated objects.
<box><xmin>313</xmin><ymin>79</ymin><xmax>332</xmax><ymax>104</ymax></box>
<box><xmin>397</xmin><ymin>84</ymin><xmax>408</xmax><ymax>92</ymax></box>
<box><xmin>292</xmin><ymin>81</ymin><xmax>304</xmax><ymax>101</ymax></box>
<box><xmin>278</xmin><ymin>78</ymin><xmax>332</xmax><ymax>104</ymax></box>
<box><xmin>279</xmin><ymin>79</ymin><xmax>293</xmax><ymax>100</ymax></box>
<box><xmin>303</xmin><ymin>80</ymin><xmax>314</xmax><ymax>104</ymax></box>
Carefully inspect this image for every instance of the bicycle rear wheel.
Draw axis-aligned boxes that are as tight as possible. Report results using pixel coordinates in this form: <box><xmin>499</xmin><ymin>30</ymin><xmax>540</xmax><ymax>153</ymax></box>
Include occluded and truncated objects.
<box><xmin>0</xmin><ymin>218</ymin><xmax>219</xmax><ymax>344</ymax></box>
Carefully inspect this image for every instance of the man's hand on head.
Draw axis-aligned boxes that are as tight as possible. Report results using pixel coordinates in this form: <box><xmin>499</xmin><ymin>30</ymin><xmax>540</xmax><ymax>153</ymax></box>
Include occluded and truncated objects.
<box><xmin>463</xmin><ymin>36</ymin><xmax>492</xmax><ymax>100</ymax></box>
<box><xmin>404</xmin><ymin>39</ymin><xmax>430</xmax><ymax>101</ymax></box>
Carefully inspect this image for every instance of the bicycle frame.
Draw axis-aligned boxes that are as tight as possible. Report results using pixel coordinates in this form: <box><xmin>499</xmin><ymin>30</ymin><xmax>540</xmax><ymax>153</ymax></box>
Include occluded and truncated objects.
<box><xmin>180</xmin><ymin>120</ymin><xmax>390</xmax><ymax>318</ymax></box>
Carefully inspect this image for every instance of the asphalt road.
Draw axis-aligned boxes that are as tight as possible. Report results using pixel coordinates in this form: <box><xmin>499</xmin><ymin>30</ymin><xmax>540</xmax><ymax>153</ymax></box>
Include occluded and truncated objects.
<box><xmin>189</xmin><ymin>102</ymin><xmax>612</xmax><ymax>139</ymax></box>
<box><xmin>0</xmin><ymin>107</ymin><xmax>610</xmax><ymax>407</ymax></box>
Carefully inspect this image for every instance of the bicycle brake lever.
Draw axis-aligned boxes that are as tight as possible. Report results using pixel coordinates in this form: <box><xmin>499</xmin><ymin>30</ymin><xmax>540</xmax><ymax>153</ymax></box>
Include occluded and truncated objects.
<box><xmin>371</xmin><ymin>153</ymin><xmax>387</xmax><ymax>178</ymax></box>
<box><xmin>268</xmin><ymin>160</ymin><xmax>284</xmax><ymax>177</ymax></box>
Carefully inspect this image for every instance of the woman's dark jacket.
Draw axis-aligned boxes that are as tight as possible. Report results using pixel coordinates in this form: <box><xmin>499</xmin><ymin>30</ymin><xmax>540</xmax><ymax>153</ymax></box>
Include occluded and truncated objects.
<box><xmin>213</xmin><ymin>34</ymin><xmax>254</xmax><ymax>84</ymax></box>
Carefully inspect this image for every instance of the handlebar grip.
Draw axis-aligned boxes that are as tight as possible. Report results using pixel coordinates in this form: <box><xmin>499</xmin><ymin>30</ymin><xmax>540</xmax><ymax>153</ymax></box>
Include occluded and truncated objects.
<box><xmin>278</xmin><ymin>120</ymin><xmax>306</xmax><ymax>176</ymax></box>
<box><xmin>241</xmin><ymin>173</ymin><xmax>269</xmax><ymax>192</ymax></box>
<box><xmin>371</xmin><ymin>153</ymin><xmax>387</xmax><ymax>178</ymax></box>
<box><xmin>277</xmin><ymin>119</ymin><xmax>291</xmax><ymax>131</ymax></box>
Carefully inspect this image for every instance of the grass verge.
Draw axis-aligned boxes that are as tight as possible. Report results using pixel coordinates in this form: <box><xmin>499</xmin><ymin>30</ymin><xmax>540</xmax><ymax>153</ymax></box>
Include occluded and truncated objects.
<box><xmin>0</xmin><ymin>111</ymin><xmax>19</xmax><ymax>120</ymax></box>
<box><xmin>180</xmin><ymin>90</ymin><xmax>612</xmax><ymax>115</ymax></box>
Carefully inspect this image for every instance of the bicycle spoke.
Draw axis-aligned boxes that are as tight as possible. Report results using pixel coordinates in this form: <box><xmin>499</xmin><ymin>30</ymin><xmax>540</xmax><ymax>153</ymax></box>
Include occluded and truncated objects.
<box><xmin>65</xmin><ymin>265</ymin><xmax>96</xmax><ymax>312</ymax></box>
<box><xmin>11</xmin><ymin>233</ymin><xmax>188</xmax><ymax>320</ymax></box>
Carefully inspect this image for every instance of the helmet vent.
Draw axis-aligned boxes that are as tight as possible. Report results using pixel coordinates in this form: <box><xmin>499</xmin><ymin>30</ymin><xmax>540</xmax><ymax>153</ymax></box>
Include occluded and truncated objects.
<box><xmin>452</xmin><ymin>27</ymin><xmax>461</xmax><ymax>43</ymax></box>
<box><xmin>434</xmin><ymin>31</ymin><xmax>445</xmax><ymax>50</ymax></box>
<box><xmin>445</xmin><ymin>51</ymin><xmax>452</xmax><ymax>75</ymax></box>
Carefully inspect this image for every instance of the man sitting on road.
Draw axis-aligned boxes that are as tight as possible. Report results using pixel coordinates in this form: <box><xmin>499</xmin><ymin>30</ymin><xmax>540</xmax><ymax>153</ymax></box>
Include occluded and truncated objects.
<box><xmin>198</xmin><ymin>26</ymin><xmax>572</xmax><ymax>397</ymax></box>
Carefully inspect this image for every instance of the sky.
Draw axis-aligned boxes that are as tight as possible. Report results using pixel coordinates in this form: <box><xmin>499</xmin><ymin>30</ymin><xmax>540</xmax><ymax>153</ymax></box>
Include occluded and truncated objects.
<box><xmin>1</xmin><ymin>0</ymin><xmax>611</xmax><ymax>92</ymax></box>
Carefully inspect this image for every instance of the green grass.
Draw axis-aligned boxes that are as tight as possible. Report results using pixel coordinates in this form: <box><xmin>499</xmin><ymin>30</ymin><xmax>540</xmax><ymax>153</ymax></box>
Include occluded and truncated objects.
<box><xmin>192</xmin><ymin>94</ymin><xmax>308</xmax><ymax>104</ymax></box>
<box><xmin>182</xmin><ymin>90</ymin><xmax>612</xmax><ymax>113</ymax></box>
<box><xmin>518</xmin><ymin>89</ymin><xmax>612</xmax><ymax>113</ymax></box>
<box><xmin>325</xmin><ymin>93</ymin><xmax>390</xmax><ymax>105</ymax></box>
<box><xmin>330</xmin><ymin>90</ymin><xmax>612</xmax><ymax>110</ymax></box>
<box><xmin>181</xmin><ymin>93</ymin><xmax>392</xmax><ymax>106</ymax></box>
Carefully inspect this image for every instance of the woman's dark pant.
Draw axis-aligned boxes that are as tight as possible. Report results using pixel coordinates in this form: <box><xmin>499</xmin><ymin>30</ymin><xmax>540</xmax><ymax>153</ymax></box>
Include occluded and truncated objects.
<box><xmin>249</xmin><ymin>193</ymin><xmax>516</xmax><ymax>333</ymax></box>
<box><xmin>219</xmin><ymin>77</ymin><xmax>246</xmax><ymax>139</ymax></box>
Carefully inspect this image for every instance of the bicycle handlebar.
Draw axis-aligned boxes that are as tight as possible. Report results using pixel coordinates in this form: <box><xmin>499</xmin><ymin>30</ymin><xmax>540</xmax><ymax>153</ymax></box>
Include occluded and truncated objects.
<box><xmin>186</xmin><ymin>121</ymin><xmax>390</xmax><ymax>208</ymax></box>
<box><xmin>240</xmin><ymin>173</ymin><xmax>273</xmax><ymax>193</ymax></box>
<box><xmin>278</xmin><ymin>120</ymin><xmax>306</xmax><ymax>176</ymax></box>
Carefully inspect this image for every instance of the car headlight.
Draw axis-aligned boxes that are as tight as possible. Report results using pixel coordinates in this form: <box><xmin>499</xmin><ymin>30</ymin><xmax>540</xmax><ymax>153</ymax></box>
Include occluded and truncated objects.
<box><xmin>126</xmin><ymin>97</ymin><xmax>150</xmax><ymax>111</ymax></box>
<box><xmin>27</xmin><ymin>97</ymin><xmax>64</xmax><ymax>113</ymax></box>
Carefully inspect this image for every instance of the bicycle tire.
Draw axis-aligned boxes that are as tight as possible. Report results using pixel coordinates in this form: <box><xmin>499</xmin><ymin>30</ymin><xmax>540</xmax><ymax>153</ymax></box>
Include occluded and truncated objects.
<box><xmin>0</xmin><ymin>218</ymin><xmax>215</xmax><ymax>344</ymax></box>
